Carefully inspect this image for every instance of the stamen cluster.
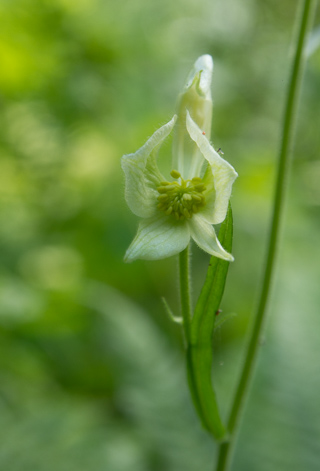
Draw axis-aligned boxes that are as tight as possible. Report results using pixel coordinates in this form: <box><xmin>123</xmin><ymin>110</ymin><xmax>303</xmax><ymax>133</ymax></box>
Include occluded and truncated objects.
<box><xmin>157</xmin><ymin>170</ymin><xmax>206</xmax><ymax>221</ymax></box>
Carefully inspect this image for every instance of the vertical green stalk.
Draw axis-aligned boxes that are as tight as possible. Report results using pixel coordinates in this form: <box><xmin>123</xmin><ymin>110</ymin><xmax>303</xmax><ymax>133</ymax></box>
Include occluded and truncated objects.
<box><xmin>179</xmin><ymin>245</ymin><xmax>207</xmax><ymax>427</ymax></box>
<box><xmin>179</xmin><ymin>245</ymin><xmax>192</xmax><ymax>343</ymax></box>
<box><xmin>215</xmin><ymin>0</ymin><xmax>317</xmax><ymax>469</ymax></box>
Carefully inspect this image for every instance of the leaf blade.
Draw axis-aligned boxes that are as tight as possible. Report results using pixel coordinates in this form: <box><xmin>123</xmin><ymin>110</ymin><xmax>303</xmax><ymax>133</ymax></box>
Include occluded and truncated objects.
<box><xmin>188</xmin><ymin>204</ymin><xmax>233</xmax><ymax>440</ymax></box>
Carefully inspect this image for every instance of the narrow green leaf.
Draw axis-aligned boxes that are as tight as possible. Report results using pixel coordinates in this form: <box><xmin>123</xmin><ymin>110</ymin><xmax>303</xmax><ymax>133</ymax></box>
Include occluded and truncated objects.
<box><xmin>192</xmin><ymin>204</ymin><xmax>233</xmax><ymax>340</ymax></box>
<box><xmin>188</xmin><ymin>204</ymin><xmax>233</xmax><ymax>440</ymax></box>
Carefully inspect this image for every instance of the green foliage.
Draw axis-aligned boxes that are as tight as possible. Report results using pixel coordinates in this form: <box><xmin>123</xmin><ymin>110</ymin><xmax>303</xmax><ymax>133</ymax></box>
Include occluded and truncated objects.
<box><xmin>0</xmin><ymin>284</ymin><xmax>215</xmax><ymax>471</ymax></box>
<box><xmin>186</xmin><ymin>205</ymin><xmax>233</xmax><ymax>440</ymax></box>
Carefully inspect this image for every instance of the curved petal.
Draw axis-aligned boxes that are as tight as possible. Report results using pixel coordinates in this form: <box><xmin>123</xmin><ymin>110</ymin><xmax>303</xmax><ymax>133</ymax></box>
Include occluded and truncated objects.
<box><xmin>188</xmin><ymin>214</ymin><xmax>234</xmax><ymax>261</ymax></box>
<box><xmin>198</xmin><ymin>164</ymin><xmax>216</xmax><ymax>223</ymax></box>
<box><xmin>184</xmin><ymin>55</ymin><xmax>213</xmax><ymax>100</ymax></box>
<box><xmin>121</xmin><ymin>116</ymin><xmax>177</xmax><ymax>218</ymax></box>
<box><xmin>186</xmin><ymin>111</ymin><xmax>238</xmax><ymax>224</ymax></box>
<box><xmin>173</xmin><ymin>58</ymin><xmax>213</xmax><ymax>180</ymax></box>
<box><xmin>124</xmin><ymin>213</ymin><xmax>190</xmax><ymax>262</ymax></box>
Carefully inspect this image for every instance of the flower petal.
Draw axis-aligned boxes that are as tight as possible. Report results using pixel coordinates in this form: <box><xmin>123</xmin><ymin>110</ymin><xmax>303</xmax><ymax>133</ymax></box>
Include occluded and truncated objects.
<box><xmin>184</xmin><ymin>55</ymin><xmax>213</xmax><ymax>101</ymax></box>
<box><xmin>173</xmin><ymin>57</ymin><xmax>213</xmax><ymax>180</ymax></box>
<box><xmin>186</xmin><ymin>111</ymin><xmax>238</xmax><ymax>224</ymax></box>
<box><xmin>121</xmin><ymin>116</ymin><xmax>177</xmax><ymax>218</ymax></box>
<box><xmin>188</xmin><ymin>214</ymin><xmax>234</xmax><ymax>261</ymax></box>
<box><xmin>198</xmin><ymin>164</ymin><xmax>216</xmax><ymax>223</ymax></box>
<box><xmin>124</xmin><ymin>213</ymin><xmax>190</xmax><ymax>262</ymax></box>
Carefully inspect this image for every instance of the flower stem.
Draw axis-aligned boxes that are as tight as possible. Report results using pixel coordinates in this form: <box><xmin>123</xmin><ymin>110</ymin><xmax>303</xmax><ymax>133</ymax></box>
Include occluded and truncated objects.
<box><xmin>215</xmin><ymin>0</ymin><xmax>317</xmax><ymax>469</ymax></box>
<box><xmin>179</xmin><ymin>246</ymin><xmax>206</xmax><ymax>424</ymax></box>
<box><xmin>179</xmin><ymin>245</ymin><xmax>192</xmax><ymax>343</ymax></box>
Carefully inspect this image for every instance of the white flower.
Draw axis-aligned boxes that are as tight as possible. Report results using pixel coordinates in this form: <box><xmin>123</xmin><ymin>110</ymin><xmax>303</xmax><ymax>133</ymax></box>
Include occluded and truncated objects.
<box><xmin>121</xmin><ymin>55</ymin><xmax>237</xmax><ymax>262</ymax></box>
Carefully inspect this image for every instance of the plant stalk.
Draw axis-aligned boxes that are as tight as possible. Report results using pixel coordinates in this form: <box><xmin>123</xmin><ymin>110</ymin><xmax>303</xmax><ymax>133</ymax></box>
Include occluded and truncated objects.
<box><xmin>179</xmin><ymin>245</ymin><xmax>192</xmax><ymax>344</ymax></box>
<box><xmin>215</xmin><ymin>0</ymin><xmax>317</xmax><ymax>469</ymax></box>
<box><xmin>179</xmin><ymin>246</ymin><xmax>208</xmax><ymax>427</ymax></box>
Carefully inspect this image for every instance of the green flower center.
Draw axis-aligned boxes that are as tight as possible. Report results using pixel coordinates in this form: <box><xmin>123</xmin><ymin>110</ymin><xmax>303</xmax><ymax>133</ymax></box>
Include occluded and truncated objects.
<box><xmin>157</xmin><ymin>170</ymin><xmax>206</xmax><ymax>221</ymax></box>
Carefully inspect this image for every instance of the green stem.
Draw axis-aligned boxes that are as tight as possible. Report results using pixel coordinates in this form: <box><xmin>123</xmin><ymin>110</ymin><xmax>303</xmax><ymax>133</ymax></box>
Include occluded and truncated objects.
<box><xmin>215</xmin><ymin>0</ymin><xmax>317</xmax><ymax>469</ymax></box>
<box><xmin>179</xmin><ymin>246</ymin><xmax>206</xmax><ymax>426</ymax></box>
<box><xmin>179</xmin><ymin>245</ymin><xmax>192</xmax><ymax>343</ymax></box>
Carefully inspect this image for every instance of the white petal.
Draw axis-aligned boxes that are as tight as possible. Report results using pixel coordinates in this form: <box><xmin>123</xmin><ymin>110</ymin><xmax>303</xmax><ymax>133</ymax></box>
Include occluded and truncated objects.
<box><xmin>173</xmin><ymin>57</ymin><xmax>213</xmax><ymax>180</ymax></box>
<box><xmin>124</xmin><ymin>213</ymin><xmax>190</xmax><ymax>262</ymax></box>
<box><xmin>198</xmin><ymin>164</ymin><xmax>216</xmax><ymax>223</ymax></box>
<box><xmin>121</xmin><ymin>116</ymin><xmax>177</xmax><ymax>218</ymax></box>
<box><xmin>186</xmin><ymin>111</ymin><xmax>238</xmax><ymax>224</ymax></box>
<box><xmin>188</xmin><ymin>214</ymin><xmax>234</xmax><ymax>261</ymax></box>
<box><xmin>184</xmin><ymin>55</ymin><xmax>213</xmax><ymax>101</ymax></box>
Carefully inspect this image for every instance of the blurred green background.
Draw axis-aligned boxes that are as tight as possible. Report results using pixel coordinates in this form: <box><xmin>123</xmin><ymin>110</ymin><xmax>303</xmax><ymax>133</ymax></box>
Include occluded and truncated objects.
<box><xmin>0</xmin><ymin>0</ymin><xmax>320</xmax><ymax>470</ymax></box>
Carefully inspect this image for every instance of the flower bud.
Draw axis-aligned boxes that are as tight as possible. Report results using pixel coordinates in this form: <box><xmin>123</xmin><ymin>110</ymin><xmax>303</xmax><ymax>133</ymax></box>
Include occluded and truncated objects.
<box><xmin>173</xmin><ymin>55</ymin><xmax>213</xmax><ymax>179</ymax></box>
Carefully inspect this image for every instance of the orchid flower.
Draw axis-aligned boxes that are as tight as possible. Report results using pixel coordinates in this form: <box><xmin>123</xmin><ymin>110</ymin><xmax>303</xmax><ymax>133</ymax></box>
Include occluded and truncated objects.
<box><xmin>122</xmin><ymin>55</ymin><xmax>237</xmax><ymax>262</ymax></box>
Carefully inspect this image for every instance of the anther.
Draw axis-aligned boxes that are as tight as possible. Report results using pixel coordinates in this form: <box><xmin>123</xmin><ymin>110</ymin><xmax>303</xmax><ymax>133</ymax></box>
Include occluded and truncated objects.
<box><xmin>170</xmin><ymin>169</ymin><xmax>181</xmax><ymax>179</ymax></box>
<box><xmin>194</xmin><ymin>183</ymin><xmax>206</xmax><ymax>191</ymax></box>
<box><xmin>166</xmin><ymin>184</ymin><xmax>179</xmax><ymax>190</ymax></box>
<box><xmin>157</xmin><ymin>186</ymin><xmax>169</xmax><ymax>193</ymax></box>
<box><xmin>158</xmin><ymin>194</ymin><xmax>168</xmax><ymax>201</ymax></box>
